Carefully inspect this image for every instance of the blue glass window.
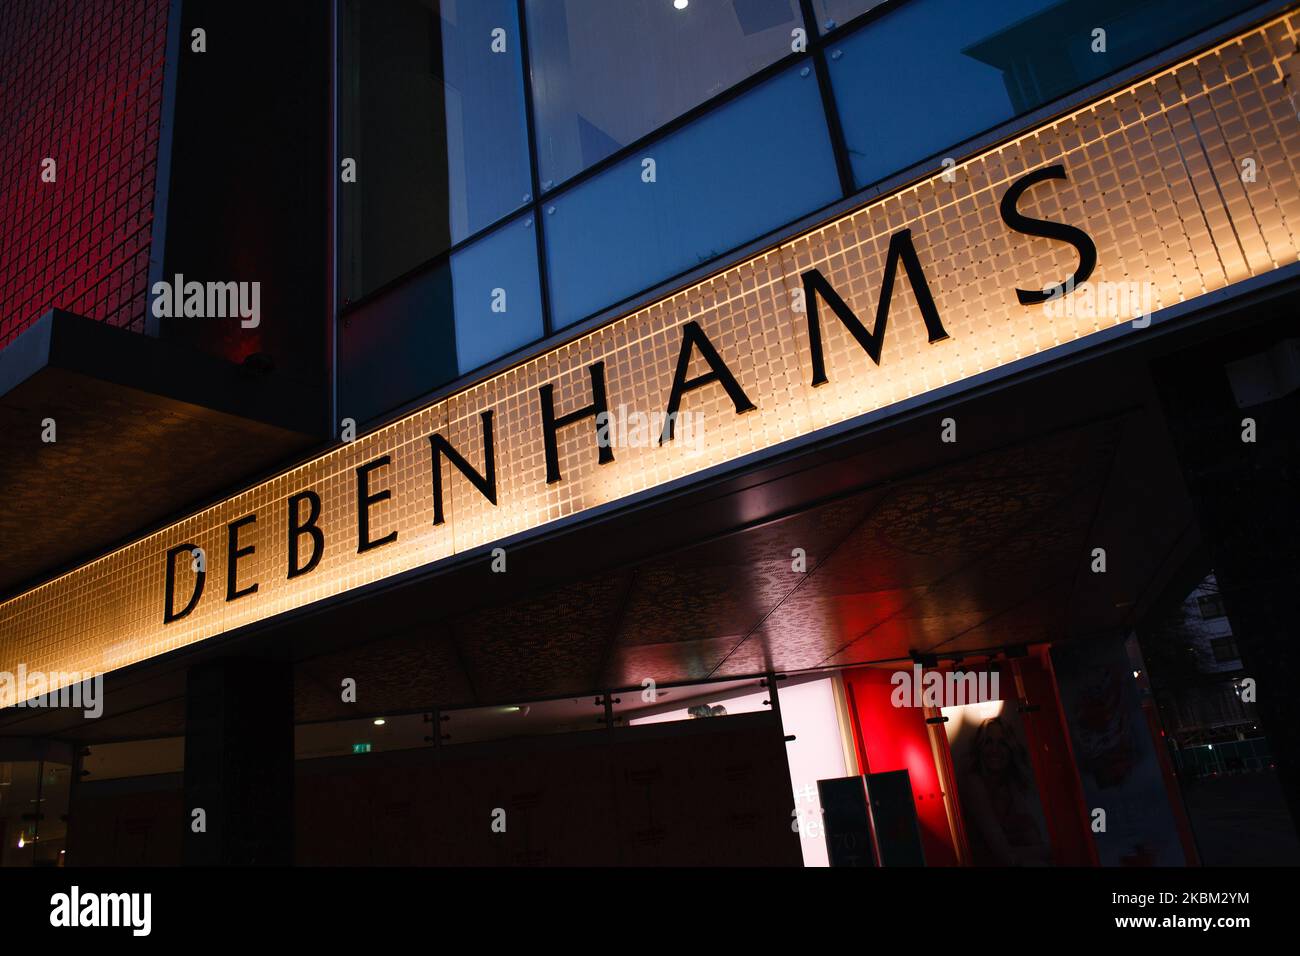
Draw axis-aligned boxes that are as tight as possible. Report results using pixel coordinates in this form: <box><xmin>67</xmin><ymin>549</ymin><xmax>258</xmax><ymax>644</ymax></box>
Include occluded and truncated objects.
<box><xmin>544</xmin><ymin>63</ymin><xmax>840</xmax><ymax>329</ymax></box>
<box><xmin>451</xmin><ymin>215</ymin><xmax>545</xmax><ymax>373</ymax></box>
<box><xmin>826</xmin><ymin>0</ymin><xmax>1260</xmax><ymax>189</ymax></box>
<box><xmin>340</xmin><ymin>0</ymin><xmax>532</xmax><ymax>302</ymax></box>
<box><xmin>525</xmin><ymin>0</ymin><xmax>805</xmax><ymax>188</ymax></box>
<box><xmin>340</xmin><ymin>215</ymin><xmax>543</xmax><ymax>423</ymax></box>
<box><xmin>810</xmin><ymin>0</ymin><xmax>889</xmax><ymax>34</ymax></box>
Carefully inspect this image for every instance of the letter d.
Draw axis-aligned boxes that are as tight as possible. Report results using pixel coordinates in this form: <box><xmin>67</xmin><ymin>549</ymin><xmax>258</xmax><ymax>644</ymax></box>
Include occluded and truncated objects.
<box><xmin>164</xmin><ymin>543</ymin><xmax>205</xmax><ymax>622</ymax></box>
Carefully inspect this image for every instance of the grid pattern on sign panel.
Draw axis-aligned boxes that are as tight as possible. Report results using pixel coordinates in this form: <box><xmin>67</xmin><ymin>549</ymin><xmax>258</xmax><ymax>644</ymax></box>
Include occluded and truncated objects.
<box><xmin>3</xmin><ymin>13</ymin><xmax>1300</xmax><ymax>689</ymax></box>
<box><xmin>0</xmin><ymin>0</ymin><xmax>169</xmax><ymax>348</ymax></box>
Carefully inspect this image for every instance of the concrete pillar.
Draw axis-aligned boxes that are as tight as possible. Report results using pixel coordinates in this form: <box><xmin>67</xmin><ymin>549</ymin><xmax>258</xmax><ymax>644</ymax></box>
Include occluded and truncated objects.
<box><xmin>183</xmin><ymin>658</ymin><xmax>294</xmax><ymax>865</ymax></box>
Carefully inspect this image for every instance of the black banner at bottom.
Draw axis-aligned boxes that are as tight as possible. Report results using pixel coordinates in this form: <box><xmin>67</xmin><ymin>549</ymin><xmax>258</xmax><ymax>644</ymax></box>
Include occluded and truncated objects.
<box><xmin>0</xmin><ymin>865</ymin><xmax>1277</xmax><ymax>941</ymax></box>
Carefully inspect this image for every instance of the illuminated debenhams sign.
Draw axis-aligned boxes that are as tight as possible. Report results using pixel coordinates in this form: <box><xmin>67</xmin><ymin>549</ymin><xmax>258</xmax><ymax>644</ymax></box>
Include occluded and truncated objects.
<box><xmin>2</xmin><ymin>15</ymin><xmax>1296</xmax><ymax>686</ymax></box>
<box><xmin>161</xmin><ymin>164</ymin><xmax>1096</xmax><ymax>625</ymax></box>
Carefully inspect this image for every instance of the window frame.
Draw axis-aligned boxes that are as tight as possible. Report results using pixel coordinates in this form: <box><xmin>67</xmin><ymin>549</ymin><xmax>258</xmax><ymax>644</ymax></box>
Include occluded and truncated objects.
<box><xmin>333</xmin><ymin>0</ymin><xmax>1286</xmax><ymax>430</ymax></box>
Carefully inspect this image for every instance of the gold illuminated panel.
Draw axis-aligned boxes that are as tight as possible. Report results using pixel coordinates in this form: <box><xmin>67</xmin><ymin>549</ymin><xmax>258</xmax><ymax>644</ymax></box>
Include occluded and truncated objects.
<box><xmin>3</xmin><ymin>13</ymin><xmax>1300</xmax><ymax>686</ymax></box>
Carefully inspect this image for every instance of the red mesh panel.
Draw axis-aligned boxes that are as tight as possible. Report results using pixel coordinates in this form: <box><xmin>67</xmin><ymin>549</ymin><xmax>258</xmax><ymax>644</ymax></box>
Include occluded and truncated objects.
<box><xmin>0</xmin><ymin>0</ymin><xmax>169</xmax><ymax>349</ymax></box>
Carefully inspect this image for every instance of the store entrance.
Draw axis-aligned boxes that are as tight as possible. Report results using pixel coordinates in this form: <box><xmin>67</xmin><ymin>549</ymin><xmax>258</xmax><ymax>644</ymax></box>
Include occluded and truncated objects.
<box><xmin>836</xmin><ymin>646</ymin><xmax>1195</xmax><ymax>867</ymax></box>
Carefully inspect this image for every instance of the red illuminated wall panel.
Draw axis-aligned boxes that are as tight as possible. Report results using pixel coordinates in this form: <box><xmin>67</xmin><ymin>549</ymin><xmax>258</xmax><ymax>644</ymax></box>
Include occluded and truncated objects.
<box><xmin>0</xmin><ymin>0</ymin><xmax>169</xmax><ymax>349</ymax></box>
<box><xmin>844</xmin><ymin>667</ymin><xmax>960</xmax><ymax>866</ymax></box>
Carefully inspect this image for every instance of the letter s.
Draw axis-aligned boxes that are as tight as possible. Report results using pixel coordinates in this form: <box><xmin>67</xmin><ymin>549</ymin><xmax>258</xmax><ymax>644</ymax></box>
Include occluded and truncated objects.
<box><xmin>1000</xmin><ymin>164</ymin><xmax>1098</xmax><ymax>305</ymax></box>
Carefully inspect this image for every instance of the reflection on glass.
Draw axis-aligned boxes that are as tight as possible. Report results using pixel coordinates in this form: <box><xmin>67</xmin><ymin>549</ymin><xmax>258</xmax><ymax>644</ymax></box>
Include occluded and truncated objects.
<box><xmin>526</xmin><ymin>0</ymin><xmax>804</xmax><ymax>187</ymax></box>
<box><xmin>295</xmin><ymin>716</ymin><xmax>434</xmax><ymax>759</ymax></box>
<box><xmin>0</xmin><ymin>760</ymin><xmax>70</xmax><ymax>867</ymax></box>
<box><xmin>340</xmin><ymin>0</ymin><xmax>532</xmax><ymax>301</ymax></box>
<box><xmin>827</xmin><ymin>0</ymin><xmax>1258</xmax><ymax>188</ymax></box>
<box><xmin>451</xmin><ymin>215</ymin><xmax>545</xmax><ymax>373</ymax></box>
<box><xmin>811</xmin><ymin>0</ymin><xmax>889</xmax><ymax>34</ymax></box>
<box><xmin>340</xmin><ymin>214</ymin><xmax>544</xmax><ymax>422</ymax></box>
<box><xmin>442</xmin><ymin>697</ymin><xmax>606</xmax><ymax>745</ymax></box>
<box><xmin>614</xmin><ymin>677</ymin><xmax>773</xmax><ymax>727</ymax></box>
<box><xmin>545</xmin><ymin>64</ymin><xmax>839</xmax><ymax>329</ymax></box>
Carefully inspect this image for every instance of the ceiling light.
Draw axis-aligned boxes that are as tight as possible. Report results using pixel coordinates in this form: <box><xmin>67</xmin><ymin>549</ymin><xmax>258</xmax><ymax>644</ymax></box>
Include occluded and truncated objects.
<box><xmin>674</xmin><ymin>0</ymin><xmax>689</xmax><ymax>9</ymax></box>
<box><xmin>373</xmin><ymin>718</ymin><xmax>386</xmax><ymax>726</ymax></box>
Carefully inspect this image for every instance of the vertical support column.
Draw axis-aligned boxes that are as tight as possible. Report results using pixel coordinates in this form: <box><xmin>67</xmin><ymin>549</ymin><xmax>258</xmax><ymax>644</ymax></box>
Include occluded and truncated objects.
<box><xmin>65</xmin><ymin>743</ymin><xmax>84</xmax><ymax>864</ymax></box>
<box><xmin>1151</xmin><ymin>321</ymin><xmax>1300</xmax><ymax>837</ymax></box>
<box><xmin>183</xmin><ymin>658</ymin><xmax>294</xmax><ymax>865</ymax></box>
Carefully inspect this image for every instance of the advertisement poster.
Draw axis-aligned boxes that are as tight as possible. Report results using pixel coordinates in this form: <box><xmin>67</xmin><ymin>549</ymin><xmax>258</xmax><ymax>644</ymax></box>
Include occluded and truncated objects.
<box><xmin>943</xmin><ymin>700</ymin><xmax>1053</xmax><ymax>866</ymax></box>
<box><xmin>1052</xmin><ymin>635</ymin><xmax>1186</xmax><ymax>866</ymax></box>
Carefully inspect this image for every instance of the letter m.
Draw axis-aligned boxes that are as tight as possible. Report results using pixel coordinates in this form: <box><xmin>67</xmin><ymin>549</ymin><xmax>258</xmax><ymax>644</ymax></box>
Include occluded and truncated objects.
<box><xmin>207</xmin><ymin>281</ymin><xmax>239</xmax><ymax>318</ymax></box>
<box><xmin>802</xmin><ymin>227</ymin><xmax>948</xmax><ymax>386</ymax></box>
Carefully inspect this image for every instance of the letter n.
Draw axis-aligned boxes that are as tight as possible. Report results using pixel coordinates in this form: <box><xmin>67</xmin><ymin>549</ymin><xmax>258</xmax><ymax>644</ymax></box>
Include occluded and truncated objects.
<box><xmin>429</xmin><ymin>410</ymin><xmax>497</xmax><ymax>525</ymax></box>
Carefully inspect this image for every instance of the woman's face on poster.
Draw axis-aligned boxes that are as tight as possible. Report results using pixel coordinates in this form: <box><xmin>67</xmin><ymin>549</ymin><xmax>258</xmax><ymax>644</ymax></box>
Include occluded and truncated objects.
<box><xmin>979</xmin><ymin>720</ymin><xmax>1013</xmax><ymax>773</ymax></box>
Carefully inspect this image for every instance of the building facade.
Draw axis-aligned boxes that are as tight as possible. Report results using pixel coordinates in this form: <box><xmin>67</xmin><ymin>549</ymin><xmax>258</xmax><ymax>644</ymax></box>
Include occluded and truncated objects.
<box><xmin>1</xmin><ymin>0</ymin><xmax>1299</xmax><ymax>866</ymax></box>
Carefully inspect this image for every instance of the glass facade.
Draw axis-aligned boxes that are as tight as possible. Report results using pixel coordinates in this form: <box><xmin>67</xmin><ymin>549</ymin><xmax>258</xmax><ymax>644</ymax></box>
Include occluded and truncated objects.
<box><xmin>339</xmin><ymin>0</ymin><xmax>532</xmax><ymax>301</ymax></box>
<box><xmin>826</xmin><ymin>0</ymin><xmax>1260</xmax><ymax>190</ymax></box>
<box><xmin>545</xmin><ymin>64</ymin><xmax>839</xmax><ymax>329</ymax></box>
<box><xmin>450</xmin><ymin>214</ymin><xmax>545</xmax><ymax>372</ymax></box>
<box><xmin>525</xmin><ymin>0</ymin><xmax>803</xmax><ymax>187</ymax></box>
<box><xmin>810</xmin><ymin>0</ymin><xmax>889</xmax><ymax>34</ymax></box>
<box><xmin>338</xmin><ymin>0</ymin><xmax>1267</xmax><ymax>425</ymax></box>
<box><xmin>0</xmin><ymin>760</ymin><xmax>71</xmax><ymax>867</ymax></box>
